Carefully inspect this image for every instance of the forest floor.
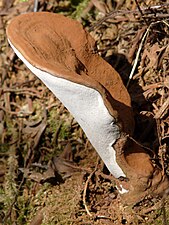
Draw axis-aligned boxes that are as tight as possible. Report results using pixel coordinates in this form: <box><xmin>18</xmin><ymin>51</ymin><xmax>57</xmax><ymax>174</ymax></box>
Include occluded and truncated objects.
<box><xmin>0</xmin><ymin>0</ymin><xmax>169</xmax><ymax>224</ymax></box>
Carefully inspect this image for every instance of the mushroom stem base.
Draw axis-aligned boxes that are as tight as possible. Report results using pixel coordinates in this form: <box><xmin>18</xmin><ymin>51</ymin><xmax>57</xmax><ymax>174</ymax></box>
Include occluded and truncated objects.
<box><xmin>114</xmin><ymin>134</ymin><xmax>169</xmax><ymax>204</ymax></box>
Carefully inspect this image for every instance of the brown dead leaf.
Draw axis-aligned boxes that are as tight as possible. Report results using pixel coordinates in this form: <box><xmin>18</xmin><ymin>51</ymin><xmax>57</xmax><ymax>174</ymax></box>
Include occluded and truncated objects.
<box><xmin>50</xmin><ymin>156</ymin><xmax>80</xmax><ymax>179</ymax></box>
<box><xmin>49</xmin><ymin>142</ymin><xmax>90</xmax><ymax>179</ymax></box>
<box><xmin>59</xmin><ymin>142</ymin><xmax>73</xmax><ymax>161</ymax></box>
<box><xmin>0</xmin><ymin>0</ymin><xmax>34</xmax><ymax>19</ymax></box>
<box><xmin>28</xmin><ymin>167</ymin><xmax>59</xmax><ymax>183</ymax></box>
<box><xmin>29</xmin><ymin>210</ymin><xmax>44</xmax><ymax>225</ymax></box>
<box><xmin>20</xmin><ymin>163</ymin><xmax>63</xmax><ymax>184</ymax></box>
<box><xmin>143</xmin><ymin>43</ymin><xmax>167</xmax><ymax>70</ymax></box>
<box><xmin>92</xmin><ymin>0</ymin><xmax>108</xmax><ymax>14</ymax></box>
<box><xmin>22</xmin><ymin>142</ymin><xmax>89</xmax><ymax>183</ymax></box>
<box><xmin>23</xmin><ymin>109</ymin><xmax>47</xmax><ymax>149</ymax></box>
<box><xmin>1</xmin><ymin>0</ymin><xmax>15</xmax><ymax>10</ymax></box>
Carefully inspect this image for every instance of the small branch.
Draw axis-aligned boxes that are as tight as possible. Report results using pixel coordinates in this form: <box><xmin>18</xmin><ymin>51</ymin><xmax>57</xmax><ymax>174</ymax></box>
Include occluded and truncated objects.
<box><xmin>83</xmin><ymin>170</ymin><xmax>96</xmax><ymax>217</ymax></box>
<box><xmin>134</xmin><ymin>0</ymin><xmax>144</xmax><ymax>17</ymax></box>
<box><xmin>134</xmin><ymin>0</ymin><xmax>149</xmax><ymax>25</ymax></box>
<box><xmin>82</xmin><ymin>158</ymin><xmax>100</xmax><ymax>217</ymax></box>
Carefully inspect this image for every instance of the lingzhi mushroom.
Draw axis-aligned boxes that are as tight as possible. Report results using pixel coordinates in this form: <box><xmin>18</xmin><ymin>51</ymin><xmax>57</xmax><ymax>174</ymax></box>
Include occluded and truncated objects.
<box><xmin>6</xmin><ymin>12</ymin><xmax>169</xmax><ymax>204</ymax></box>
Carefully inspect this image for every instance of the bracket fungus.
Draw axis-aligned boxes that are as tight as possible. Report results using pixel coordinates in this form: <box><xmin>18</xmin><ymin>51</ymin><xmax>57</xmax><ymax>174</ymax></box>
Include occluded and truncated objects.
<box><xmin>7</xmin><ymin>12</ymin><xmax>168</xmax><ymax>204</ymax></box>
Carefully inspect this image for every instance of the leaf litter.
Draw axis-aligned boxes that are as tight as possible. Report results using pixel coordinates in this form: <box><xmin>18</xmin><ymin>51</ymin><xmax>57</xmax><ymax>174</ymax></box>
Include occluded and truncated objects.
<box><xmin>0</xmin><ymin>0</ymin><xmax>169</xmax><ymax>224</ymax></box>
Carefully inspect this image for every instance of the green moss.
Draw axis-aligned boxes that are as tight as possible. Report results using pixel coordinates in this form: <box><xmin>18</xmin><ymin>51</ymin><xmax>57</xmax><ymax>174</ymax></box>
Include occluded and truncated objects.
<box><xmin>59</xmin><ymin>122</ymin><xmax>71</xmax><ymax>140</ymax></box>
<box><xmin>154</xmin><ymin>206</ymin><xmax>169</xmax><ymax>225</ymax></box>
<box><xmin>71</xmin><ymin>0</ymin><xmax>90</xmax><ymax>20</ymax></box>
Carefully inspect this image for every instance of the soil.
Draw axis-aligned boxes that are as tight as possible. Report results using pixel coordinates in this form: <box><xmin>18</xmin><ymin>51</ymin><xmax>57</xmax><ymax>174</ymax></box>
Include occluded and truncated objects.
<box><xmin>0</xmin><ymin>0</ymin><xmax>169</xmax><ymax>224</ymax></box>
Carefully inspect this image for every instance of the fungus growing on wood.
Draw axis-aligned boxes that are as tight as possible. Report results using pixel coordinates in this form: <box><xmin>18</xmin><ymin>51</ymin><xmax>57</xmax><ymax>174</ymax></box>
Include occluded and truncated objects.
<box><xmin>6</xmin><ymin>12</ymin><xmax>168</xmax><ymax>203</ymax></box>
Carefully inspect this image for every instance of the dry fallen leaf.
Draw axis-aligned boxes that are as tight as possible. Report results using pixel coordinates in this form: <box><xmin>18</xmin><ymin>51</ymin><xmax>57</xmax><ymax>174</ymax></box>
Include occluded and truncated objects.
<box><xmin>29</xmin><ymin>209</ymin><xmax>44</xmax><ymax>225</ymax></box>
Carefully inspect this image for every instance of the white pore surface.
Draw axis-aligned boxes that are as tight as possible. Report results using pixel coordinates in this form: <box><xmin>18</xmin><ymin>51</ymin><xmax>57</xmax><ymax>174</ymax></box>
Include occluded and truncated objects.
<box><xmin>9</xmin><ymin>40</ymin><xmax>126</xmax><ymax>179</ymax></box>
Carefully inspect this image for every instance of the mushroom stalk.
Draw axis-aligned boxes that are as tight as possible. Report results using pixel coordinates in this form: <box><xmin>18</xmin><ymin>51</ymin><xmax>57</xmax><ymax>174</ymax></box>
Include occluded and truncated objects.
<box><xmin>8</xmin><ymin>39</ymin><xmax>125</xmax><ymax>179</ymax></box>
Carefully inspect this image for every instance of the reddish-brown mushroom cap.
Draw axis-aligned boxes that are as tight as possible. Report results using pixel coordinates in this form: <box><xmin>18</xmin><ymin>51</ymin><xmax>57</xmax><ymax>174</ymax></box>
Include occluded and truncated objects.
<box><xmin>6</xmin><ymin>12</ymin><xmax>134</xmax><ymax>136</ymax></box>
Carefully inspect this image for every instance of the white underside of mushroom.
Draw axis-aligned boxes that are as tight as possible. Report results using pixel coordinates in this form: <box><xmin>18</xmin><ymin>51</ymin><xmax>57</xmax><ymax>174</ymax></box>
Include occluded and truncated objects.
<box><xmin>9</xmin><ymin>40</ymin><xmax>128</xmax><ymax>193</ymax></box>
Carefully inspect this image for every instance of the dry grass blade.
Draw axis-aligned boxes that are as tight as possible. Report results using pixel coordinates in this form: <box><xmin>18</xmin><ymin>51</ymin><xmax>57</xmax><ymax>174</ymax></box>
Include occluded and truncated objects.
<box><xmin>126</xmin><ymin>27</ymin><xmax>150</xmax><ymax>87</ymax></box>
<box><xmin>33</xmin><ymin>0</ymin><xmax>38</xmax><ymax>12</ymax></box>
